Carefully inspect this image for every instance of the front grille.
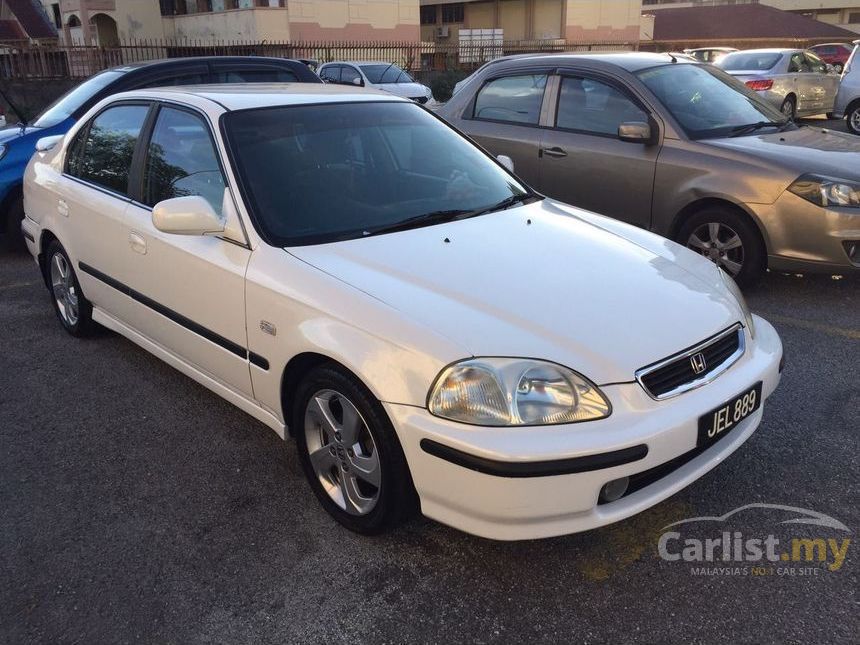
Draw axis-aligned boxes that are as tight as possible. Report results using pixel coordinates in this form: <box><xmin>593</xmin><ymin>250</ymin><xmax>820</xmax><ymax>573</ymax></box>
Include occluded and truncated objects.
<box><xmin>636</xmin><ymin>324</ymin><xmax>744</xmax><ymax>400</ymax></box>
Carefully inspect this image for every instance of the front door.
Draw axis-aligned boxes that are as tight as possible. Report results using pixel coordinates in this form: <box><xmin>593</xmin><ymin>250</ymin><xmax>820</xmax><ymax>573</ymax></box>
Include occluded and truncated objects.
<box><xmin>537</xmin><ymin>73</ymin><xmax>658</xmax><ymax>229</ymax></box>
<box><xmin>120</xmin><ymin>104</ymin><xmax>254</xmax><ymax>397</ymax></box>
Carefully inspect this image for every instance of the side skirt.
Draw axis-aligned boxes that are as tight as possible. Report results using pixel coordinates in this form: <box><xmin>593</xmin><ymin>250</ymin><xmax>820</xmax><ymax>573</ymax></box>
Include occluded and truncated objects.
<box><xmin>92</xmin><ymin>307</ymin><xmax>286</xmax><ymax>439</ymax></box>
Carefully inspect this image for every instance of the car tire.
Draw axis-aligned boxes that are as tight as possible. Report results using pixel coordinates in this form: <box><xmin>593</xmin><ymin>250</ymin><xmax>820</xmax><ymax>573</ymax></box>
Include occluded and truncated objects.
<box><xmin>1</xmin><ymin>194</ymin><xmax>25</xmax><ymax>252</ymax></box>
<box><xmin>293</xmin><ymin>363</ymin><xmax>418</xmax><ymax>534</ymax></box>
<box><xmin>677</xmin><ymin>207</ymin><xmax>765</xmax><ymax>287</ymax></box>
<box><xmin>780</xmin><ymin>96</ymin><xmax>796</xmax><ymax>121</ymax></box>
<box><xmin>847</xmin><ymin>103</ymin><xmax>860</xmax><ymax>135</ymax></box>
<box><xmin>44</xmin><ymin>240</ymin><xmax>95</xmax><ymax>337</ymax></box>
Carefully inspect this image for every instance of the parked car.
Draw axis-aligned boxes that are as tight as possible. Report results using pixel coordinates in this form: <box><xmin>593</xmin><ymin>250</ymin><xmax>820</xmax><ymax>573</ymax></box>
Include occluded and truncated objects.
<box><xmin>318</xmin><ymin>60</ymin><xmax>433</xmax><ymax>103</ymax></box>
<box><xmin>0</xmin><ymin>56</ymin><xmax>321</xmax><ymax>250</ymax></box>
<box><xmin>715</xmin><ymin>48</ymin><xmax>840</xmax><ymax>119</ymax></box>
<box><xmin>438</xmin><ymin>53</ymin><xmax>860</xmax><ymax>284</ymax></box>
<box><xmin>808</xmin><ymin>42</ymin><xmax>854</xmax><ymax>74</ymax></box>
<box><xmin>22</xmin><ymin>84</ymin><xmax>782</xmax><ymax>540</ymax></box>
<box><xmin>833</xmin><ymin>41</ymin><xmax>860</xmax><ymax>135</ymax></box>
<box><xmin>683</xmin><ymin>47</ymin><xmax>737</xmax><ymax>64</ymax></box>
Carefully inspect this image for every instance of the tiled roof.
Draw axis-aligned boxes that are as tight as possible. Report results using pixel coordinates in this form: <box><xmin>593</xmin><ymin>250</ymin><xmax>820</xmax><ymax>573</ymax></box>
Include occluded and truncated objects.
<box><xmin>3</xmin><ymin>0</ymin><xmax>57</xmax><ymax>40</ymax></box>
<box><xmin>650</xmin><ymin>4</ymin><xmax>858</xmax><ymax>41</ymax></box>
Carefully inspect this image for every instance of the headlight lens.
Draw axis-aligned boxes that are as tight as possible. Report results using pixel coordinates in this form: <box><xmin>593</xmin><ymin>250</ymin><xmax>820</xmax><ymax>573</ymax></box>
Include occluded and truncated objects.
<box><xmin>721</xmin><ymin>269</ymin><xmax>755</xmax><ymax>339</ymax></box>
<box><xmin>428</xmin><ymin>358</ymin><xmax>610</xmax><ymax>426</ymax></box>
<box><xmin>788</xmin><ymin>174</ymin><xmax>860</xmax><ymax>208</ymax></box>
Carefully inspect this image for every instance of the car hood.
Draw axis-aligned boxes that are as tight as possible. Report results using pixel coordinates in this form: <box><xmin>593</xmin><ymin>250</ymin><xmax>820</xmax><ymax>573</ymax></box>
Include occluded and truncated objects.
<box><xmin>288</xmin><ymin>200</ymin><xmax>742</xmax><ymax>385</ymax></box>
<box><xmin>704</xmin><ymin>126</ymin><xmax>860</xmax><ymax>180</ymax></box>
<box><xmin>372</xmin><ymin>82</ymin><xmax>429</xmax><ymax>97</ymax></box>
<box><xmin>0</xmin><ymin>124</ymin><xmax>40</xmax><ymax>145</ymax></box>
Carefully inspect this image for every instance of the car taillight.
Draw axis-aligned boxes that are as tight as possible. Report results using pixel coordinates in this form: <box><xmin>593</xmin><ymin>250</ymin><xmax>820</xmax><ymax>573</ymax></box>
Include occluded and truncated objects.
<box><xmin>745</xmin><ymin>79</ymin><xmax>774</xmax><ymax>91</ymax></box>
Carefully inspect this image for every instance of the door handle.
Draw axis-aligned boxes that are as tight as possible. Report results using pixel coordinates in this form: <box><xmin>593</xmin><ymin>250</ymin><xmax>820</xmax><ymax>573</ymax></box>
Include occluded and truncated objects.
<box><xmin>129</xmin><ymin>231</ymin><xmax>147</xmax><ymax>255</ymax></box>
<box><xmin>541</xmin><ymin>146</ymin><xmax>567</xmax><ymax>158</ymax></box>
<box><xmin>58</xmin><ymin>199</ymin><xmax>69</xmax><ymax>217</ymax></box>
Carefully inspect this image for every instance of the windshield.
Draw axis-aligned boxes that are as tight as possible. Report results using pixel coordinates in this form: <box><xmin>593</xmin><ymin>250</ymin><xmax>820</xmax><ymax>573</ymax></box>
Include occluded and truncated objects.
<box><xmin>33</xmin><ymin>70</ymin><xmax>125</xmax><ymax>128</ymax></box>
<box><xmin>359</xmin><ymin>64</ymin><xmax>414</xmax><ymax>84</ymax></box>
<box><xmin>636</xmin><ymin>64</ymin><xmax>786</xmax><ymax>139</ymax></box>
<box><xmin>224</xmin><ymin>101</ymin><xmax>528</xmax><ymax>246</ymax></box>
<box><xmin>717</xmin><ymin>52</ymin><xmax>782</xmax><ymax>71</ymax></box>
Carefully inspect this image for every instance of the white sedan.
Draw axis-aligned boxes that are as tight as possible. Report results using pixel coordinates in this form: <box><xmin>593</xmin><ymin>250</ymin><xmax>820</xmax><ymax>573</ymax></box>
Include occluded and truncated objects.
<box><xmin>22</xmin><ymin>84</ymin><xmax>783</xmax><ymax>540</ymax></box>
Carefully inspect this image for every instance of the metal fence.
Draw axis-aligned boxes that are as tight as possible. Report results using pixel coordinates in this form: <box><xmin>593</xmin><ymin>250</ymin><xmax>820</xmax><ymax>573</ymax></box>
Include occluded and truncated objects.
<box><xmin>0</xmin><ymin>38</ymin><xmax>638</xmax><ymax>80</ymax></box>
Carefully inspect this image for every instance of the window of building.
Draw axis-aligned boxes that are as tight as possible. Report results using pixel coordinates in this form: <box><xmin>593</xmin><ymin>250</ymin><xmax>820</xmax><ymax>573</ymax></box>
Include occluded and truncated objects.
<box><xmin>68</xmin><ymin>104</ymin><xmax>149</xmax><ymax>195</ymax></box>
<box><xmin>556</xmin><ymin>77</ymin><xmax>647</xmax><ymax>137</ymax></box>
<box><xmin>144</xmin><ymin>107</ymin><xmax>226</xmax><ymax>214</ymax></box>
<box><xmin>473</xmin><ymin>74</ymin><xmax>547</xmax><ymax>125</ymax></box>
<box><xmin>441</xmin><ymin>3</ymin><xmax>464</xmax><ymax>24</ymax></box>
<box><xmin>849</xmin><ymin>12</ymin><xmax>860</xmax><ymax>23</ymax></box>
<box><xmin>50</xmin><ymin>3</ymin><xmax>61</xmax><ymax>28</ymax></box>
<box><xmin>420</xmin><ymin>5</ymin><xmax>436</xmax><ymax>25</ymax></box>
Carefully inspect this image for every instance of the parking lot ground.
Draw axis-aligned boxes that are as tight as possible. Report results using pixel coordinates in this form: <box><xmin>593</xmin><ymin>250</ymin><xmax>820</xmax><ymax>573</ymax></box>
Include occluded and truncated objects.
<box><xmin>1</xmin><ymin>248</ymin><xmax>857</xmax><ymax>644</ymax></box>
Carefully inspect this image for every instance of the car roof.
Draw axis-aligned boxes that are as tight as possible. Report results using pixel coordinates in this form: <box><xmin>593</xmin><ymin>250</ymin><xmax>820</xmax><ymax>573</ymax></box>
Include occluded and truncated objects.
<box><xmin>111</xmin><ymin>83</ymin><xmax>406</xmax><ymax>111</ymax></box>
<box><xmin>106</xmin><ymin>55</ymin><xmax>307</xmax><ymax>73</ymax></box>
<box><xmin>323</xmin><ymin>61</ymin><xmax>397</xmax><ymax>66</ymax></box>
<box><xmin>722</xmin><ymin>48</ymin><xmax>797</xmax><ymax>54</ymax></box>
<box><xmin>477</xmin><ymin>51</ymin><xmax>694</xmax><ymax>72</ymax></box>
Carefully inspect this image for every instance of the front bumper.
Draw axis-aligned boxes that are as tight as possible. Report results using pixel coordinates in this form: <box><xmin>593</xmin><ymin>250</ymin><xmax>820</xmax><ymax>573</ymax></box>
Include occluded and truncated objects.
<box><xmin>385</xmin><ymin>317</ymin><xmax>782</xmax><ymax>540</ymax></box>
<box><xmin>749</xmin><ymin>190</ymin><xmax>860</xmax><ymax>272</ymax></box>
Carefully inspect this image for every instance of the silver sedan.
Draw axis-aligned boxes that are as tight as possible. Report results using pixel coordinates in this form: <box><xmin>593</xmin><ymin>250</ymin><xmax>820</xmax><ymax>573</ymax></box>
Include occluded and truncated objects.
<box><xmin>716</xmin><ymin>48</ymin><xmax>841</xmax><ymax>119</ymax></box>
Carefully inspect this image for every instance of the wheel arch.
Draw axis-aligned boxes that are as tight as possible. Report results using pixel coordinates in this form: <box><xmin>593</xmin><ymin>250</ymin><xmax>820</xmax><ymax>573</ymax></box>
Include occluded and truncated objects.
<box><xmin>281</xmin><ymin>352</ymin><xmax>359</xmax><ymax>437</ymax></box>
<box><xmin>37</xmin><ymin>228</ymin><xmax>60</xmax><ymax>288</ymax></box>
<box><xmin>669</xmin><ymin>197</ymin><xmax>770</xmax><ymax>254</ymax></box>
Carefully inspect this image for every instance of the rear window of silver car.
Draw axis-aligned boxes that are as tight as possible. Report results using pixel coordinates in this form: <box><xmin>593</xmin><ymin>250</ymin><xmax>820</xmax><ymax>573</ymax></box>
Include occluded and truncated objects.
<box><xmin>718</xmin><ymin>52</ymin><xmax>782</xmax><ymax>71</ymax></box>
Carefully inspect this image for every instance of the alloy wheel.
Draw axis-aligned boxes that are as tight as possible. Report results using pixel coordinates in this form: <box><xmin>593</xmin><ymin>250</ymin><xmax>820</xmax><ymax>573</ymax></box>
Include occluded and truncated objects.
<box><xmin>303</xmin><ymin>389</ymin><xmax>381</xmax><ymax>516</ymax></box>
<box><xmin>50</xmin><ymin>252</ymin><xmax>79</xmax><ymax>326</ymax></box>
<box><xmin>850</xmin><ymin>108</ymin><xmax>860</xmax><ymax>134</ymax></box>
<box><xmin>686</xmin><ymin>222</ymin><xmax>745</xmax><ymax>277</ymax></box>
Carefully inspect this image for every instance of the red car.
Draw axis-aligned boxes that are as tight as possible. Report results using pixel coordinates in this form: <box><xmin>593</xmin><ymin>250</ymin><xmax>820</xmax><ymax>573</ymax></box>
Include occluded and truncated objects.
<box><xmin>808</xmin><ymin>43</ymin><xmax>854</xmax><ymax>73</ymax></box>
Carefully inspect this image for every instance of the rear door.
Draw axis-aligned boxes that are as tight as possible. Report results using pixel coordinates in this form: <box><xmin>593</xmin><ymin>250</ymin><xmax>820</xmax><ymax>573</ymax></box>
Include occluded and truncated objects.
<box><xmin>536</xmin><ymin>72</ymin><xmax>658</xmax><ymax>228</ymax></box>
<box><xmin>457</xmin><ymin>71</ymin><xmax>550</xmax><ymax>188</ymax></box>
<box><xmin>61</xmin><ymin>102</ymin><xmax>152</xmax><ymax>316</ymax></box>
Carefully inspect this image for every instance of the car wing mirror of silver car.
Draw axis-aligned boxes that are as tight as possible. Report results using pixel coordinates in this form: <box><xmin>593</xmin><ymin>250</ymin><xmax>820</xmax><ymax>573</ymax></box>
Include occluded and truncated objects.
<box><xmin>35</xmin><ymin>134</ymin><xmax>65</xmax><ymax>153</ymax></box>
<box><xmin>152</xmin><ymin>195</ymin><xmax>225</xmax><ymax>236</ymax></box>
<box><xmin>618</xmin><ymin>121</ymin><xmax>655</xmax><ymax>145</ymax></box>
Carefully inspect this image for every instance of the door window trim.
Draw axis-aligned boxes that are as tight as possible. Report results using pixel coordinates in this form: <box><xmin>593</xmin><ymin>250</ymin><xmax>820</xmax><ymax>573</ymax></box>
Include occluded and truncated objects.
<box><xmin>62</xmin><ymin>99</ymin><xmax>154</xmax><ymax>202</ymax></box>
<box><xmin>552</xmin><ymin>71</ymin><xmax>654</xmax><ymax>141</ymax></box>
<box><xmin>466</xmin><ymin>68</ymin><xmax>554</xmax><ymax>128</ymax></box>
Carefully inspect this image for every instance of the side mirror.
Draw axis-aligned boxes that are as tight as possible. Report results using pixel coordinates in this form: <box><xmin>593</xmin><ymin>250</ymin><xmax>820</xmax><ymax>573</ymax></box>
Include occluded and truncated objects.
<box><xmin>618</xmin><ymin>121</ymin><xmax>655</xmax><ymax>145</ymax></box>
<box><xmin>35</xmin><ymin>134</ymin><xmax>64</xmax><ymax>152</ymax></box>
<box><xmin>496</xmin><ymin>154</ymin><xmax>514</xmax><ymax>173</ymax></box>
<box><xmin>152</xmin><ymin>196</ymin><xmax>224</xmax><ymax>236</ymax></box>
<box><xmin>352</xmin><ymin>76</ymin><xmax>363</xmax><ymax>86</ymax></box>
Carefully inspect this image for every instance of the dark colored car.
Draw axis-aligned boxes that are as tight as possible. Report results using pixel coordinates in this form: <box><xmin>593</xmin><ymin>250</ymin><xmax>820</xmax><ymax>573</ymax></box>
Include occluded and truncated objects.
<box><xmin>808</xmin><ymin>43</ymin><xmax>854</xmax><ymax>73</ymax></box>
<box><xmin>0</xmin><ymin>56</ymin><xmax>321</xmax><ymax>249</ymax></box>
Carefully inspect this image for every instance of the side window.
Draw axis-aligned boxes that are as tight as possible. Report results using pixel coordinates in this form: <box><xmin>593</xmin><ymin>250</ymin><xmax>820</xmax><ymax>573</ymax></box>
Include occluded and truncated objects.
<box><xmin>341</xmin><ymin>66</ymin><xmax>362</xmax><ymax>85</ymax></box>
<box><xmin>320</xmin><ymin>65</ymin><xmax>341</xmax><ymax>83</ymax></box>
<box><xmin>473</xmin><ymin>74</ymin><xmax>547</xmax><ymax>125</ymax></box>
<box><xmin>143</xmin><ymin>107</ymin><xmax>225</xmax><ymax>214</ymax></box>
<box><xmin>137</xmin><ymin>72</ymin><xmax>209</xmax><ymax>89</ymax></box>
<box><xmin>789</xmin><ymin>53</ymin><xmax>807</xmax><ymax>73</ymax></box>
<box><xmin>69</xmin><ymin>104</ymin><xmax>148</xmax><ymax>195</ymax></box>
<box><xmin>556</xmin><ymin>76</ymin><xmax>648</xmax><ymax>137</ymax></box>
<box><xmin>804</xmin><ymin>53</ymin><xmax>827</xmax><ymax>74</ymax></box>
<box><xmin>214</xmin><ymin>68</ymin><xmax>298</xmax><ymax>83</ymax></box>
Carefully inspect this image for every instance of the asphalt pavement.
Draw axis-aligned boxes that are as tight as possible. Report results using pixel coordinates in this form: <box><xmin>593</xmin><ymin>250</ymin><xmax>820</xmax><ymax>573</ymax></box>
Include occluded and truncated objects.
<box><xmin>1</xmin><ymin>238</ymin><xmax>858</xmax><ymax>642</ymax></box>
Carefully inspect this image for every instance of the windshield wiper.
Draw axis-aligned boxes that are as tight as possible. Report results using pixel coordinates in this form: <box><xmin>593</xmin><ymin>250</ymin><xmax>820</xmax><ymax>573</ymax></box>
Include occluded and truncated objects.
<box><xmin>729</xmin><ymin>120</ymin><xmax>789</xmax><ymax>137</ymax></box>
<box><xmin>361</xmin><ymin>194</ymin><xmax>537</xmax><ymax>238</ymax></box>
<box><xmin>362</xmin><ymin>209</ymin><xmax>471</xmax><ymax>237</ymax></box>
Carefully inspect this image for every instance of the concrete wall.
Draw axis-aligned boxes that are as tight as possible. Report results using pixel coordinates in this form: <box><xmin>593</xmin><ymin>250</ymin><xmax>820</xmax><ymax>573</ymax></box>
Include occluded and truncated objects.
<box><xmin>162</xmin><ymin>7</ymin><xmax>291</xmax><ymax>40</ymax></box>
<box><xmin>565</xmin><ymin>0</ymin><xmax>641</xmax><ymax>43</ymax></box>
<box><xmin>288</xmin><ymin>0</ymin><xmax>420</xmax><ymax>41</ymax></box>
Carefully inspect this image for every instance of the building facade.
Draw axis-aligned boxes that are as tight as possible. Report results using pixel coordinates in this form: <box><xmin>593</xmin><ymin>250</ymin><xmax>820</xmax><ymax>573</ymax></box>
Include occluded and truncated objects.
<box><xmin>420</xmin><ymin>0</ymin><xmax>642</xmax><ymax>43</ymax></box>
<box><xmin>41</xmin><ymin>0</ymin><xmax>421</xmax><ymax>44</ymax></box>
<box><xmin>642</xmin><ymin>0</ymin><xmax>860</xmax><ymax>34</ymax></box>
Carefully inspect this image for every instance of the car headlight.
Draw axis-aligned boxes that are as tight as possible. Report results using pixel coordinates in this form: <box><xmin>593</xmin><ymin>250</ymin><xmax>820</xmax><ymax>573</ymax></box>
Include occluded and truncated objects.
<box><xmin>788</xmin><ymin>174</ymin><xmax>860</xmax><ymax>208</ymax></box>
<box><xmin>720</xmin><ymin>269</ymin><xmax>755</xmax><ymax>339</ymax></box>
<box><xmin>428</xmin><ymin>358</ymin><xmax>610</xmax><ymax>426</ymax></box>
<box><xmin>0</xmin><ymin>143</ymin><xmax>7</xmax><ymax>162</ymax></box>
